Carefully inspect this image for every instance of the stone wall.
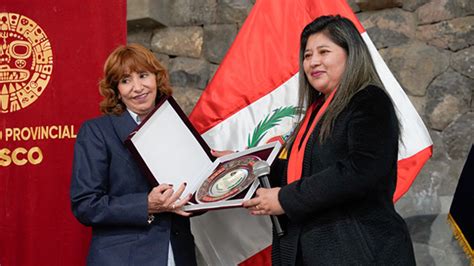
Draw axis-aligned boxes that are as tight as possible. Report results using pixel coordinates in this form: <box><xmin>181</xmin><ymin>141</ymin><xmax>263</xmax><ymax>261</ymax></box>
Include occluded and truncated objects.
<box><xmin>127</xmin><ymin>0</ymin><xmax>473</xmax><ymax>265</ymax></box>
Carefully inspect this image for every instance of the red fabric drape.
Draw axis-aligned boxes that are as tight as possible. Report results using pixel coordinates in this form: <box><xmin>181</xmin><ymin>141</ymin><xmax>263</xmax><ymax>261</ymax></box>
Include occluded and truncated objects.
<box><xmin>0</xmin><ymin>1</ymin><xmax>126</xmax><ymax>265</ymax></box>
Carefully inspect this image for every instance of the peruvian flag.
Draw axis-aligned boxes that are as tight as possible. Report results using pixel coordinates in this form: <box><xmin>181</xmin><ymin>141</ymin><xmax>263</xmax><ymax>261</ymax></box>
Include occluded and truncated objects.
<box><xmin>189</xmin><ymin>0</ymin><xmax>432</xmax><ymax>265</ymax></box>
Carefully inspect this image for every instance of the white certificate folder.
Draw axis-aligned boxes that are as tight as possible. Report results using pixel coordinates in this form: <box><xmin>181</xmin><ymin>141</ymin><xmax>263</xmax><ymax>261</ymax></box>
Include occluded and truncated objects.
<box><xmin>125</xmin><ymin>96</ymin><xmax>282</xmax><ymax>211</ymax></box>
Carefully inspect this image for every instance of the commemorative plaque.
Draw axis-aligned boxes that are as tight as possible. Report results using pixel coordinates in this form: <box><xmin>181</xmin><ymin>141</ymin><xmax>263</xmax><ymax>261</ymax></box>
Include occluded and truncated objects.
<box><xmin>196</xmin><ymin>156</ymin><xmax>260</xmax><ymax>203</ymax></box>
<box><xmin>125</xmin><ymin>96</ymin><xmax>282</xmax><ymax>211</ymax></box>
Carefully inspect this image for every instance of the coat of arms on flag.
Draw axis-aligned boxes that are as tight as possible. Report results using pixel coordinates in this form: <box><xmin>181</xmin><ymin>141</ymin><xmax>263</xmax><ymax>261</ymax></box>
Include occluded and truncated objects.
<box><xmin>247</xmin><ymin>106</ymin><xmax>298</xmax><ymax>148</ymax></box>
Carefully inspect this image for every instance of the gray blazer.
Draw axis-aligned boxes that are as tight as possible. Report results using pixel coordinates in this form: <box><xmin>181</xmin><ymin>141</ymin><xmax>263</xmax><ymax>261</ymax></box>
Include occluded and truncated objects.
<box><xmin>71</xmin><ymin>112</ymin><xmax>196</xmax><ymax>266</ymax></box>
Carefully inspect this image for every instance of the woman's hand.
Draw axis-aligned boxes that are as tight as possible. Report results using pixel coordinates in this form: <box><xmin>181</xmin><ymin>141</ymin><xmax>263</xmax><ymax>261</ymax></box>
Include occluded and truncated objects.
<box><xmin>147</xmin><ymin>183</ymin><xmax>192</xmax><ymax>217</ymax></box>
<box><xmin>211</xmin><ymin>149</ymin><xmax>235</xmax><ymax>157</ymax></box>
<box><xmin>243</xmin><ymin>187</ymin><xmax>285</xmax><ymax>215</ymax></box>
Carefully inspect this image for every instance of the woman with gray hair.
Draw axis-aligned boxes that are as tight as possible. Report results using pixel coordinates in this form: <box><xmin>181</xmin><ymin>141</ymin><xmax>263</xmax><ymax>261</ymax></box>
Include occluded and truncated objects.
<box><xmin>243</xmin><ymin>15</ymin><xmax>415</xmax><ymax>265</ymax></box>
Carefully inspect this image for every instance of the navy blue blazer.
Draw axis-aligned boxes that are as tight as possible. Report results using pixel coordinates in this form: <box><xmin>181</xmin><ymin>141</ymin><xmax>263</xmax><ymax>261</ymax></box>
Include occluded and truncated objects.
<box><xmin>70</xmin><ymin>112</ymin><xmax>196</xmax><ymax>266</ymax></box>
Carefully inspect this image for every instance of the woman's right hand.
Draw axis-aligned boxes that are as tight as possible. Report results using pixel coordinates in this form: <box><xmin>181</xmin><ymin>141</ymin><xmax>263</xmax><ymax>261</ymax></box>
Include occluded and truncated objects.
<box><xmin>211</xmin><ymin>149</ymin><xmax>235</xmax><ymax>157</ymax></box>
<box><xmin>147</xmin><ymin>183</ymin><xmax>192</xmax><ymax>217</ymax></box>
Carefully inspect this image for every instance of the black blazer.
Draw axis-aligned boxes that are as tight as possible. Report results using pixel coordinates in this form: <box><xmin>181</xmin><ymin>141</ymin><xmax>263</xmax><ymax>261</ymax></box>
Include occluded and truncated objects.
<box><xmin>70</xmin><ymin>112</ymin><xmax>196</xmax><ymax>266</ymax></box>
<box><xmin>271</xmin><ymin>86</ymin><xmax>415</xmax><ymax>265</ymax></box>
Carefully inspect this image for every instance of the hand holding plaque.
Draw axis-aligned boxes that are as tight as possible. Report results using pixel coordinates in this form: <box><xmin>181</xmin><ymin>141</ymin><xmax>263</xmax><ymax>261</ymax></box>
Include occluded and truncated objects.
<box><xmin>125</xmin><ymin>96</ymin><xmax>282</xmax><ymax>211</ymax></box>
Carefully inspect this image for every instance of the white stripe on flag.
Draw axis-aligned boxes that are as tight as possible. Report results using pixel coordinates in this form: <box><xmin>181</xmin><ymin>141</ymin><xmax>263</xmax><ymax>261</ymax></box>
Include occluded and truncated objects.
<box><xmin>202</xmin><ymin>74</ymin><xmax>300</xmax><ymax>150</ymax></box>
<box><xmin>192</xmin><ymin>209</ymin><xmax>272</xmax><ymax>264</ymax></box>
<box><xmin>193</xmin><ymin>76</ymin><xmax>299</xmax><ymax>265</ymax></box>
<box><xmin>362</xmin><ymin>32</ymin><xmax>432</xmax><ymax>159</ymax></box>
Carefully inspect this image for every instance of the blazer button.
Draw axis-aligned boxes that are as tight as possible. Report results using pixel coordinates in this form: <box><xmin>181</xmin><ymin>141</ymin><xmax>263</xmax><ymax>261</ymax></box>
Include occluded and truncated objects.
<box><xmin>173</xmin><ymin>231</ymin><xmax>179</xmax><ymax>236</ymax></box>
<box><xmin>147</xmin><ymin>214</ymin><xmax>155</xmax><ymax>224</ymax></box>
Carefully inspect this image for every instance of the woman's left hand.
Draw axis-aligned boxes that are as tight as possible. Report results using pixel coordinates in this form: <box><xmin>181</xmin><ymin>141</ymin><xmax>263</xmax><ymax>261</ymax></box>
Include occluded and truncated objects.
<box><xmin>243</xmin><ymin>187</ymin><xmax>285</xmax><ymax>216</ymax></box>
<box><xmin>148</xmin><ymin>183</ymin><xmax>192</xmax><ymax>217</ymax></box>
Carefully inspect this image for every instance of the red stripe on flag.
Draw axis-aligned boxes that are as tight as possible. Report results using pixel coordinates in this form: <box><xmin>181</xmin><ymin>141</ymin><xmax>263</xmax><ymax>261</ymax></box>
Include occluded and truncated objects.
<box><xmin>305</xmin><ymin>0</ymin><xmax>364</xmax><ymax>33</ymax></box>
<box><xmin>394</xmin><ymin>146</ymin><xmax>433</xmax><ymax>201</ymax></box>
<box><xmin>239</xmin><ymin>245</ymin><xmax>272</xmax><ymax>266</ymax></box>
<box><xmin>189</xmin><ymin>0</ymin><xmax>362</xmax><ymax>134</ymax></box>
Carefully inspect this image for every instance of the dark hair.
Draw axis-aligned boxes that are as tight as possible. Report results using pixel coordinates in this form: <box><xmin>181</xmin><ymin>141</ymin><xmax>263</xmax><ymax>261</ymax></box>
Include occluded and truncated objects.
<box><xmin>99</xmin><ymin>43</ymin><xmax>172</xmax><ymax>115</ymax></box>
<box><xmin>289</xmin><ymin>15</ymin><xmax>384</xmax><ymax>145</ymax></box>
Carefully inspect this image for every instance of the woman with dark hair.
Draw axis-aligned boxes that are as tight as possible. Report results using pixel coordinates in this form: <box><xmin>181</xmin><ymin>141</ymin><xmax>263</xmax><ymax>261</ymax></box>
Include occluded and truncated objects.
<box><xmin>70</xmin><ymin>43</ymin><xmax>197</xmax><ymax>266</ymax></box>
<box><xmin>243</xmin><ymin>15</ymin><xmax>415</xmax><ymax>265</ymax></box>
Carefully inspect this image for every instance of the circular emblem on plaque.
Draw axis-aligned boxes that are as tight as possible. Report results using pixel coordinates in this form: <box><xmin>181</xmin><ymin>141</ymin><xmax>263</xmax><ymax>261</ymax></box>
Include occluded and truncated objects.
<box><xmin>0</xmin><ymin>13</ymin><xmax>53</xmax><ymax>113</ymax></box>
<box><xmin>196</xmin><ymin>156</ymin><xmax>261</xmax><ymax>203</ymax></box>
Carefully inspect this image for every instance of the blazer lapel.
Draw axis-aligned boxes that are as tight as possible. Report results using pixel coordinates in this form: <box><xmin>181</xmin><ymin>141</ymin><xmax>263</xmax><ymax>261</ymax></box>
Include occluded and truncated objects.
<box><xmin>109</xmin><ymin>112</ymin><xmax>151</xmax><ymax>186</ymax></box>
<box><xmin>110</xmin><ymin>112</ymin><xmax>138</xmax><ymax>143</ymax></box>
